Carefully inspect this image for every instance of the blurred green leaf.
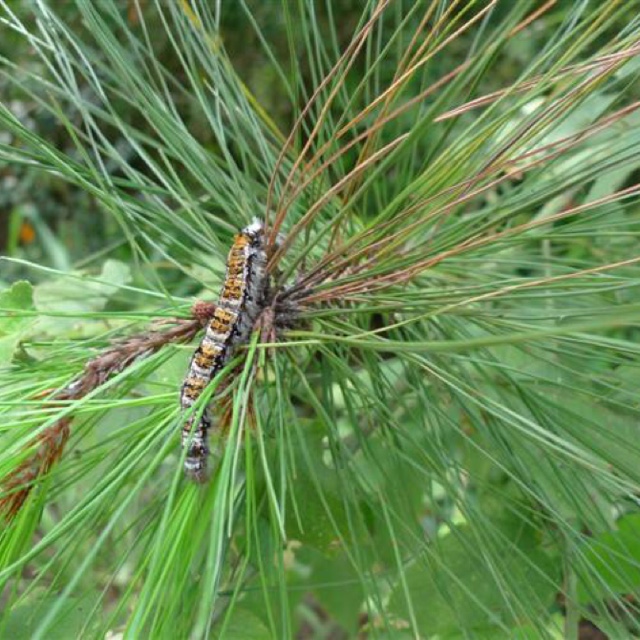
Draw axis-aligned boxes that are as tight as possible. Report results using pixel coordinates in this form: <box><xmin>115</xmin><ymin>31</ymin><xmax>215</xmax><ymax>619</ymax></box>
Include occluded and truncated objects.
<box><xmin>388</xmin><ymin>515</ymin><xmax>559</xmax><ymax>636</ymax></box>
<box><xmin>288</xmin><ymin>546</ymin><xmax>365</xmax><ymax>633</ymax></box>
<box><xmin>283</xmin><ymin>423</ymin><xmax>355</xmax><ymax>550</ymax></box>
<box><xmin>0</xmin><ymin>592</ymin><xmax>103</xmax><ymax>640</ymax></box>
<box><xmin>577</xmin><ymin>514</ymin><xmax>640</xmax><ymax>605</ymax></box>
<box><xmin>0</xmin><ymin>280</ymin><xmax>34</xmax><ymax>333</ymax></box>
<box><xmin>215</xmin><ymin>607</ymin><xmax>273</xmax><ymax>639</ymax></box>
<box><xmin>0</xmin><ymin>279</ymin><xmax>34</xmax><ymax>362</ymax></box>
<box><xmin>33</xmin><ymin>259</ymin><xmax>131</xmax><ymax>335</ymax></box>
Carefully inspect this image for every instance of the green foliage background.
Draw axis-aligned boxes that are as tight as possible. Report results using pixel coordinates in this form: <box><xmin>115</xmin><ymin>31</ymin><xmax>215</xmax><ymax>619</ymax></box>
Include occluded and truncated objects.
<box><xmin>1</xmin><ymin>1</ymin><xmax>640</xmax><ymax>638</ymax></box>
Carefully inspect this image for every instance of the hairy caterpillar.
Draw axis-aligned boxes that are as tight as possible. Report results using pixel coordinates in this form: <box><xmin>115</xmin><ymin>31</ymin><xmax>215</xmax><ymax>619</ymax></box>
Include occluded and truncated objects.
<box><xmin>180</xmin><ymin>219</ymin><xmax>268</xmax><ymax>481</ymax></box>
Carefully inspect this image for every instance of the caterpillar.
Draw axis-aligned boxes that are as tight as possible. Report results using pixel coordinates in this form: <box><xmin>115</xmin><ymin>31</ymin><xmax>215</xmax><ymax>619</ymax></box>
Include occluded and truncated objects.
<box><xmin>180</xmin><ymin>219</ymin><xmax>268</xmax><ymax>481</ymax></box>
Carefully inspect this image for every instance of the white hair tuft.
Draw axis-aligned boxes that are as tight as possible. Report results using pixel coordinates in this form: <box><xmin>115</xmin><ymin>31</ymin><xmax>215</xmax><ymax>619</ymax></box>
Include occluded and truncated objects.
<box><xmin>243</xmin><ymin>218</ymin><xmax>264</xmax><ymax>236</ymax></box>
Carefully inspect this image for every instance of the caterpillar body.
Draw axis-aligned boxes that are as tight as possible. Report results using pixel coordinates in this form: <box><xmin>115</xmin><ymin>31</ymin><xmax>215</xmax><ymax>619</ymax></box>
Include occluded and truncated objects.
<box><xmin>180</xmin><ymin>219</ymin><xmax>268</xmax><ymax>481</ymax></box>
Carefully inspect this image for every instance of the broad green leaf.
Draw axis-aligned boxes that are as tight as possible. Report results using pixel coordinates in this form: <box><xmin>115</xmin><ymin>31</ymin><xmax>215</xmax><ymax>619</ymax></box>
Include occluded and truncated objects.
<box><xmin>577</xmin><ymin>514</ymin><xmax>640</xmax><ymax>604</ymax></box>
<box><xmin>33</xmin><ymin>259</ymin><xmax>132</xmax><ymax>335</ymax></box>
<box><xmin>0</xmin><ymin>592</ymin><xmax>103</xmax><ymax>640</ymax></box>
<box><xmin>388</xmin><ymin>515</ymin><xmax>559</xmax><ymax>636</ymax></box>
<box><xmin>0</xmin><ymin>280</ymin><xmax>34</xmax><ymax>332</ymax></box>
<box><xmin>282</xmin><ymin>423</ymin><xmax>357</xmax><ymax>550</ymax></box>
<box><xmin>215</xmin><ymin>607</ymin><xmax>272</xmax><ymax>640</ymax></box>
<box><xmin>288</xmin><ymin>546</ymin><xmax>366</xmax><ymax>633</ymax></box>
<box><xmin>0</xmin><ymin>280</ymin><xmax>35</xmax><ymax>362</ymax></box>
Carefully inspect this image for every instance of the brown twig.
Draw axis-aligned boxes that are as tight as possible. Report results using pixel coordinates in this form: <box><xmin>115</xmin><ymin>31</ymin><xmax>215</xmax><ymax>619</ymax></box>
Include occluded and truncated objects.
<box><xmin>0</xmin><ymin>303</ymin><xmax>216</xmax><ymax>520</ymax></box>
